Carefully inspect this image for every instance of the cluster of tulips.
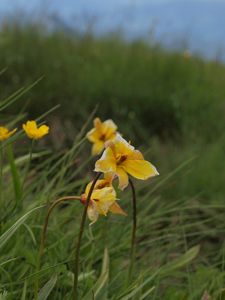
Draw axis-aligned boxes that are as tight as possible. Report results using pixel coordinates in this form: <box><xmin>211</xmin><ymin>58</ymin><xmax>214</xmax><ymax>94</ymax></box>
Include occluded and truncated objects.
<box><xmin>84</xmin><ymin>118</ymin><xmax>159</xmax><ymax>223</ymax></box>
<box><xmin>63</xmin><ymin>117</ymin><xmax>158</xmax><ymax>299</ymax></box>
<box><xmin>1</xmin><ymin>117</ymin><xmax>159</xmax><ymax>299</ymax></box>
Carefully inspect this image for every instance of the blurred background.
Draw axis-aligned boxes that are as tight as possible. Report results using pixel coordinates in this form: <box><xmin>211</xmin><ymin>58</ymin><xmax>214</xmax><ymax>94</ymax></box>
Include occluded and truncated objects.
<box><xmin>1</xmin><ymin>0</ymin><xmax>225</xmax><ymax>181</ymax></box>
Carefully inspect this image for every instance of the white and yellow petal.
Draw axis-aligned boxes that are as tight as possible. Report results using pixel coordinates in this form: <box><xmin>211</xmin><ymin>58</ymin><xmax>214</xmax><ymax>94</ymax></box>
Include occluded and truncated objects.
<box><xmin>92</xmin><ymin>141</ymin><xmax>104</xmax><ymax>156</ymax></box>
<box><xmin>87</xmin><ymin>202</ymin><xmax>99</xmax><ymax>225</ymax></box>
<box><xmin>109</xmin><ymin>202</ymin><xmax>127</xmax><ymax>216</ymax></box>
<box><xmin>122</xmin><ymin>159</ymin><xmax>159</xmax><ymax>180</ymax></box>
<box><xmin>117</xmin><ymin>167</ymin><xmax>129</xmax><ymax>190</ymax></box>
<box><xmin>95</xmin><ymin>147</ymin><xmax>117</xmax><ymax>173</ymax></box>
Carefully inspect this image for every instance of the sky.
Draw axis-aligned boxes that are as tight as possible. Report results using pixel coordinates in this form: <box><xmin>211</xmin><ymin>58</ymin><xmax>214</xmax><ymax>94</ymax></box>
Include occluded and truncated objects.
<box><xmin>1</xmin><ymin>0</ymin><xmax>225</xmax><ymax>60</ymax></box>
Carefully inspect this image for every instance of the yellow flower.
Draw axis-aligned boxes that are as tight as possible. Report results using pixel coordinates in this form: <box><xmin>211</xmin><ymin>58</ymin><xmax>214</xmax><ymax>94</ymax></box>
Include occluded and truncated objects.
<box><xmin>81</xmin><ymin>179</ymin><xmax>127</xmax><ymax>224</ymax></box>
<box><xmin>183</xmin><ymin>50</ymin><xmax>191</xmax><ymax>59</ymax></box>
<box><xmin>23</xmin><ymin>120</ymin><xmax>49</xmax><ymax>140</ymax></box>
<box><xmin>95</xmin><ymin>134</ymin><xmax>159</xmax><ymax>190</ymax></box>
<box><xmin>0</xmin><ymin>126</ymin><xmax>17</xmax><ymax>141</ymax></box>
<box><xmin>86</xmin><ymin>117</ymin><xmax>117</xmax><ymax>155</ymax></box>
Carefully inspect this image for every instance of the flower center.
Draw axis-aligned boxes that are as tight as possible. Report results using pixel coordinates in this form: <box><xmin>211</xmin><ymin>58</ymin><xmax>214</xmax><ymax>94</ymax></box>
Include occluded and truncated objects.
<box><xmin>116</xmin><ymin>154</ymin><xmax>127</xmax><ymax>165</ymax></box>
<box><xmin>96</xmin><ymin>181</ymin><xmax>109</xmax><ymax>189</ymax></box>
<box><xmin>99</xmin><ymin>134</ymin><xmax>106</xmax><ymax>141</ymax></box>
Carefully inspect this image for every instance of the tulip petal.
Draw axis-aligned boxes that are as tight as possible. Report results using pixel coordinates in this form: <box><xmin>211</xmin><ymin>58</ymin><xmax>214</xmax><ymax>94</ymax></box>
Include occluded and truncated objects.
<box><xmin>95</xmin><ymin>147</ymin><xmax>117</xmax><ymax>173</ymax></box>
<box><xmin>102</xmin><ymin>120</ymin><xmax>117</xmax><ymax>138</ymax></box>
<box><xmin>117</xmin><ymin>167</ymin><xmax>129</xmax><ymax>190</ymax></box>
<box><xmin>104</xmin><ymin>172</ymin><xmax>115</xmax><ymax>184</ymax></box>
<box><xmin>85</xmin><ymin>179</ymin><xmax>110</xmax><ymax>196</ymax></box>
<box><xmin>92</xmin><ymin>187</ymin><xmax>116</xmax><ymax>203</ymax></box>
<box><xmin>122</xmin><ymin>159</ymin><xmax>159</xmax><ymax>180</ymax></box>
<box><xmin>92</xmin><ymin>141</ymin><xmax>104</xmax><ymax>155</ymax></box>
<box><xmin>109</xmin><ymin>202</ymin><xmax>127</xmax><ymax>216</ymax></box>
<box><xmin>87</xmin><ymin>203</ymin><xmax>99</xmax><ymax>225</ymax></box>
<box><xmin>114</xmin><ymin>134</ymin><xmax>134</xmax><ymax>156</ymax></box>
<box><xmin>128</xmin><ymin>150</ymin><xmax>144</xmax><ymax>160</ymax></box>
<box><xmin>92</xmin><ymin>187</ymin><xmax>116</xmax><ymax>215</ymax></box>
<box><xmin>87</xmin><ymin>118</ymin><xmax>117</xmax><ymax>156</ymax></box>
<box><xmin>86</xmin><ymin>128</ymin><xmax>100</xmax><ymax>143</ymax></box>
<box><xmin>94</xmin><ymin>117</ymin><xmax>102</xmax><ymax>128</ymax></box>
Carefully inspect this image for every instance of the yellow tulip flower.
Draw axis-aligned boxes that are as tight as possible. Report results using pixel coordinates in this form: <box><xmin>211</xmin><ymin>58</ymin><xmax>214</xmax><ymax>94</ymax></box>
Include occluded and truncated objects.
<box><xmin>86</xmin><ymin>117</ymin><xmax>117</xmax><ymax>155</ymax></box>
<box><xmin>23</xmin><ymin>120</ymin><xmax>49</xmax><ymax>140</ymax></box>
<box><xmin>81</xmin><ymin>179</ymin><xmax>127</xmax><ymax>224</ymax></box>
<box><xmin>95</xmin><ymin>134</ymin><xmax>159</xmax><ymax>190</ymax></box>
<box><xmin>0</xmin><ymin>127</ymin><xmax>17</xmax><ymax>141</ymax></box>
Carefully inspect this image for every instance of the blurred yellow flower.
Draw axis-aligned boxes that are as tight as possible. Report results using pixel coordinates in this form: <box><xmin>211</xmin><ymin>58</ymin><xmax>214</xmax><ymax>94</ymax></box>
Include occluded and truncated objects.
<box><xmin>81</xmin><ymin>179</ymin><xmax>127</xmax><ymax>224</ymax></box>
<box><xmin>23</xmin><ymin>120</ymin><xmax>49</xmax><ymax>140</ymax></box>
<box><xmin>0</xmin><ymin>126</ymin><xmax>17</xmax><ymax>141</ymax></box>
<box><xmin>183</xmin><ymin>49</ymin><xmax>192</xmax><ymax>59</ymax></box>
<box><xmin>95</xmin><ymin>134</ymin><xmax>159</xmax><ymax>190</ymax></box>
<box><xmin>87</xmin><ymin>117</ymin><xmax>117</xmax><ymax>155</ymax></box>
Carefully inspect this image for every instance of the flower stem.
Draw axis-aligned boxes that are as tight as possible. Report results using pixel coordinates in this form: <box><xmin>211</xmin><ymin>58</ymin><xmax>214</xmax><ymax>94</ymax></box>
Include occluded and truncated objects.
<box><xmin>127</xmin><ymin>178</ymin><xmax>137</xmax><ymax>283</ymax></box>
<box><xmin>6</xmin><ymin>143</ymin><xmax>22</xmax><ymax>205</ymax></box>
<box><xmin>73</xmin><ymin>172</ymin><xmax>101</xmax><ymax>300</ymax></box>
<box><xmin>34</xmin><ymin>196</ymin><xmax>80</xmax><ymax>300</ymax></box>
<box><xmin>21</xmin><ymin>140</ymin><xmax>34</xmax><ymax>209</ymax></box>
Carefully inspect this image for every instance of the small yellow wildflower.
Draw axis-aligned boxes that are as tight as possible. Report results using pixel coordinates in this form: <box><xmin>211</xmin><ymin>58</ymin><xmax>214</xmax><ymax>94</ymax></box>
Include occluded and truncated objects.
<box><xmin>23</xmin><ymin>120</ymin><xmax>49</xmax><ymax>140</ymax></box>
<box><xmin>183</xmin><ymin>49</ymin><xmax>191</xmax><ymax>59</ymax></box>
<box><xmin>0</xmin><ymin>126</ymin><xmax>17</xmax><ymax>141</ymax></box>
<box><xmin>81</xmin><ymin>179</ymin><xmax>127</xmax><ymax>224</ymax></box>
<box><xmin>86</xmin><ymin>117</ymin><xmax>117</xmax><ymax>156</ymax></box>
<box><xmin>95</xmin><ymin>134</ymin><xmax>159</xmax><ymax>190</ymax></box>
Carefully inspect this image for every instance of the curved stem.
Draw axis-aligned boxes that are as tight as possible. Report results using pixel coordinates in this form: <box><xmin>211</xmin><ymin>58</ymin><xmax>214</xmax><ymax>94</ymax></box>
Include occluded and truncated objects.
<box><xmin>73</xmin><ymin>172</ymin><xmax>101</xmax><ymax>300</ymax></box>
<box><xmin>128</xmin><ymin>178</ymin><xmax>137</xmax><ymax>282</ymax></box>
<box><xmin>34</xmin><ymin>196</ymin><xmax>80</xmax><ymax>300</ymax></box>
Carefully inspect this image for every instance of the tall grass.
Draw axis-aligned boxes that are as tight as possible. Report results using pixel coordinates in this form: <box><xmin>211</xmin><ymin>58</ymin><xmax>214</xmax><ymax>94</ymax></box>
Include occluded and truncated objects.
<box><xmin>0</xmin><ymin>23</ymin><xmax>225</xmax><ymax>299</ymax></box>
<box><xmin>1</xmin><ymin>23</ymin><xmax>225</xmax><ymax>142</ymax></box>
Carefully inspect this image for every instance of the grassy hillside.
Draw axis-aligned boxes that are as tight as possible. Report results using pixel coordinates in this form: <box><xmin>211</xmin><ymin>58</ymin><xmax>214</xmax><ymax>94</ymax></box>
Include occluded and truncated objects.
<box><xmin>1</xmin><ymin>24</ymin><xmax>225</xmax><ymax>142</ymax></box>
<box><xmin>1</xmin><ymin>23</ymin><xmax>225</xmax><ymax>299</ymax></box>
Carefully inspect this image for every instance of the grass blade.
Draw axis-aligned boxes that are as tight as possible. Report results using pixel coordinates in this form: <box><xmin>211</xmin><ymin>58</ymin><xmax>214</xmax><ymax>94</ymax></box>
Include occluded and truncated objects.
<box><xmin>37</xmin><ymin>275</ymin><xmax>57</xmax><ymax>300</ymax></box>
<box><xmin>0</xmin><ymin>205</ymin><xmax>44</xmax><ymax>250</ymax></box>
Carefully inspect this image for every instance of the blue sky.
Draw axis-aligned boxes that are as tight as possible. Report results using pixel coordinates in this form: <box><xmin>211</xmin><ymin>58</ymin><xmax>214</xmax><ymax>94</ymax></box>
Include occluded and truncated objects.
<box><xmin>1</xmin><ymin>0</ymin><xmax>225</xmax><ymax>59</ymax></box>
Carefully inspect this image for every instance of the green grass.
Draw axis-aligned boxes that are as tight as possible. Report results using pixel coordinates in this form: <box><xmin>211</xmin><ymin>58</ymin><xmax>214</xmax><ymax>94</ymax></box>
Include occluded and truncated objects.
<box><xmin>1</xmin><ymin>23</ymin><xmax>225</xmax><ymax>142</ymax></box>
<box><xmin>1</xmin><ymin>22</ymin><xmax>225</xmax><ymax>299</ymax></box>
<box><xmin>0</xmin><ymin>112</ymin><xmax>225</xmax><ymax>299</ymax></box>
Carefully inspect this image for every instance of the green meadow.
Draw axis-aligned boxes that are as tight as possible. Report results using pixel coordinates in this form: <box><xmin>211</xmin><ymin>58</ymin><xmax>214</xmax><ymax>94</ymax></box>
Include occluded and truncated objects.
<box><xmin>1</xmin><ymin>24</ymin><xmax>225</xmax><ymax>299</ymax></box>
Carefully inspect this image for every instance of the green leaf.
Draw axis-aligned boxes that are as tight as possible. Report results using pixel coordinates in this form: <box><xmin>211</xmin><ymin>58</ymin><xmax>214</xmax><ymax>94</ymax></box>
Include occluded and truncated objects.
<box><xmin>0</xmin><ymin>77</ymin><xmax>43</xmax><ymax>112</ymax></box>
<box><xmin>20</xmin><ymin>280</ymin><xmax>27</xmax><ymax>300</ymax></box>
<box><xmin>0</xmin><ymin>291</ymin><xmax>8</xmax><ymax>300</ymax></box>
<box><xmin>118</xmin><ymin>272</ymin><xmax>158</xmax><ymax>300</ymax></box>
<box><xmin>0</xmin><ymin>205</ymin><xmax>44</xmax><ymax>250</ymax></box>
<box><xmin>37</xmin><ymin>275</ymin><xmax>57</xmax><ymax>300</ymax></box>
<box><xmin>83</xmin><ymin>247</ymin><xmax>109</xmax><ymax>300</ymax></box>
<box><xmin>160</xmin><ymin>245</ymin><xmax>200</xmax><ymax>276</ymax></box>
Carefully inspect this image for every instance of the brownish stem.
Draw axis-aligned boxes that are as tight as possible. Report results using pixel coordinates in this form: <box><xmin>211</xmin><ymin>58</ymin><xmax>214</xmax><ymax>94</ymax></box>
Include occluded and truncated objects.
<box><xmin>128</xmin><ymin>178</ymin><xmax>137</xmax><ymax>282</ymax></box>
<box><xmin>73</xmin><ymin>172</ymin><xmax>101</xmax><ymax>300</ymax></box>
<box><xmin>34</xmin><ymin>196</ymin><xmax>80</xmax><ymax>300</ymax></box>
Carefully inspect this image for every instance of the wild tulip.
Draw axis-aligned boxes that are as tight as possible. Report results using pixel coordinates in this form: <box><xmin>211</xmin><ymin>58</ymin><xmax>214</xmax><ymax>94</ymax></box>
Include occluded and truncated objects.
<box><xmin>86</xmin><ymin>117</ymin><xmax>117</xmax><ymax>155</ymax></box>
<box><xmin>81</xmin><ymin>178</ymin><xmax>127</xmax><ymax>224</ymax></box>
<box><xmin>95</xmin><ymin>134</ymin><xmax>159</xmax><ymax>190</ymax></box>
